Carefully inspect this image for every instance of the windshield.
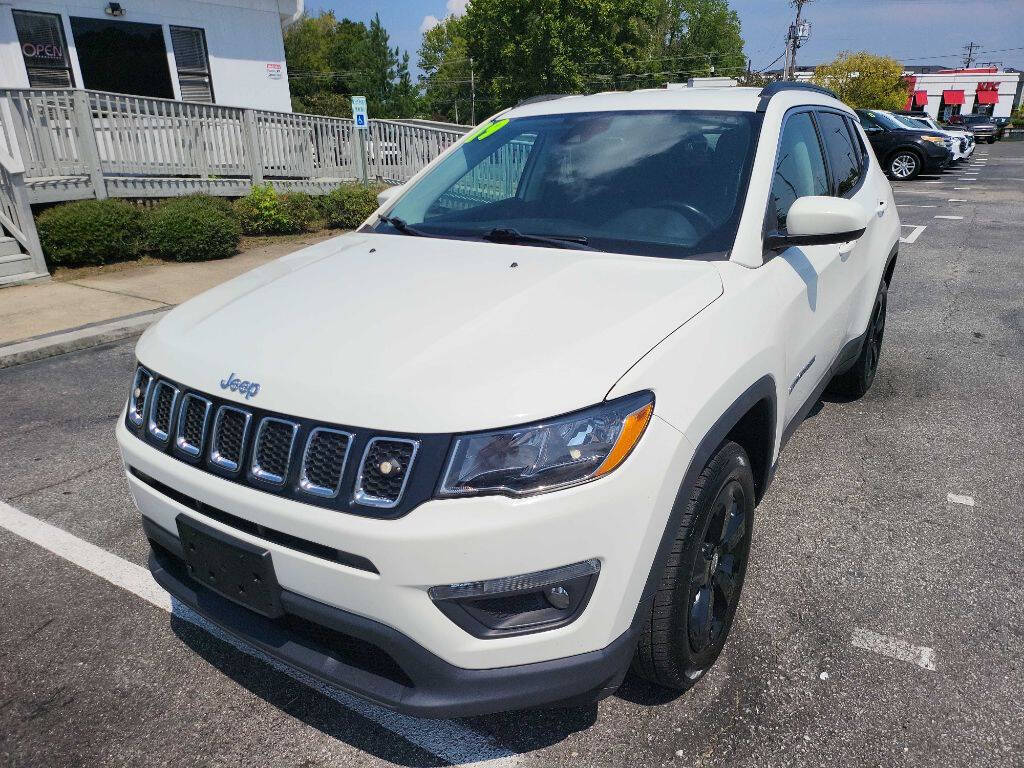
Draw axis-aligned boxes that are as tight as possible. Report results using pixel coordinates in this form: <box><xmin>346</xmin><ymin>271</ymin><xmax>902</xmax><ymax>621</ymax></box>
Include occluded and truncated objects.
<box><xmin>866</xmin><ymin>110</ymin><xmax>915</xmax><ymax>131</ymax></box>
<box><xmin>891</xmin><ymin>113</ymin><xmax>931</xmax><ymax>130</ymax></box>
<box><xmin>372</xmin><ymin>110</ymin><xmax>758</xmax><ymax>259</ymax></box>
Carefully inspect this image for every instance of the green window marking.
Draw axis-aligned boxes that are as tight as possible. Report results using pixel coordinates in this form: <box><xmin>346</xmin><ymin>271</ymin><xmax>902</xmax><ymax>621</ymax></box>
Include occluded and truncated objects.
<box><xmin>473</xmin><ymin>118</ymin><xmax>509</xmax><ymax>141</ymax></box>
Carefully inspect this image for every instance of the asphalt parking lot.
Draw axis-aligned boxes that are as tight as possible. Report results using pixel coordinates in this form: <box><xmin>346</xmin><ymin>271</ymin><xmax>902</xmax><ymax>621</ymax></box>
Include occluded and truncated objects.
<box><xmin>2</xmin><ymin>141</ymin><xmax>1023</xmax><ymax>768</ymax></box>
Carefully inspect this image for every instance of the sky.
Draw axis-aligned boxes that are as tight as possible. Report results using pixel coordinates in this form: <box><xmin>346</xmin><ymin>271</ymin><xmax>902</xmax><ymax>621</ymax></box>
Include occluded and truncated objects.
<box><xmin>306</xmin><ymin>0</ymin><xmax>1024</xmax><ymax>75</ymax></box>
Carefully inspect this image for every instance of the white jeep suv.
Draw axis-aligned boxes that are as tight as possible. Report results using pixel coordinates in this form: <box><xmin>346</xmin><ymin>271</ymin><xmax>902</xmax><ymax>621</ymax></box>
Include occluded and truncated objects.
<box><xmin>117</xmin><ymin>82</ymin><xmax>900</xmax><ymax>718</ymax></box>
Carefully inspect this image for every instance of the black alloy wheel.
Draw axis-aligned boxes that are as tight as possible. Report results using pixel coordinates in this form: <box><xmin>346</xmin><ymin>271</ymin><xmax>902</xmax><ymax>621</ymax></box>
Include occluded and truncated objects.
<box><xmin>631</xmin><ymin>440</ymin><xmax>756</xmax><ymax>690</ymax></box>
<box><xmin>687</xmin><ymin>479</ymin><xmax>750</xmax><ymax>662</ymax></box>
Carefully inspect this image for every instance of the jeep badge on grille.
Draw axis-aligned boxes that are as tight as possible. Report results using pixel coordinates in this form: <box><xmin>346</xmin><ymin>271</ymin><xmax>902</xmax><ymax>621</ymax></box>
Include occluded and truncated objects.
<box><xmin>220</xmin><ymin>372</ymin><xmax>260</xmax><ymax>400</ymax></box>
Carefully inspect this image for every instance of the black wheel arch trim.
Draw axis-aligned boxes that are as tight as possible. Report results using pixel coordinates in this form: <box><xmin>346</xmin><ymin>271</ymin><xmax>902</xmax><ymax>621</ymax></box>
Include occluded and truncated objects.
<box><xmin>631</xmin><ymin>375</ymin><xmax>777</xmax><ymax>625</ymax></box>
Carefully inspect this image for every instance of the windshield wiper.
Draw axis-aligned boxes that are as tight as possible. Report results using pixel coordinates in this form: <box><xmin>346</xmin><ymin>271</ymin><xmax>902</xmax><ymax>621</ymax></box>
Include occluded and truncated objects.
<box><xmin>482</xmin><ymin>227</ymin><xmax>599</xmax><ymax>251</ymax></box>
<box><xmin>378</xmin><ymin>215</ymin><xmax>431</xmax><ymax>238</ymax></box>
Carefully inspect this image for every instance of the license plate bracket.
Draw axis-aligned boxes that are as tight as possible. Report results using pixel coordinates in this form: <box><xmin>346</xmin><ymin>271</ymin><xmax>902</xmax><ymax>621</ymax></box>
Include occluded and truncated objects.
<box><xmin>176</xmin><ymin>513</ymin><xmax>284</xmax><ymax>618</ymax></box>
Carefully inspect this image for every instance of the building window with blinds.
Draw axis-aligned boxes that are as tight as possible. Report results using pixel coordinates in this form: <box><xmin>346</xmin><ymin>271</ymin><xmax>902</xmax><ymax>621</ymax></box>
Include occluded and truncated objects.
<box><xmin>12</xmin><ymin>10</ymin><xmax>75</xmax><ymax>88</ymax></box>
<box><xmin>170</xmin><ymin>26</ymin><xmax>214</xmax><ymax>103</ymax></box>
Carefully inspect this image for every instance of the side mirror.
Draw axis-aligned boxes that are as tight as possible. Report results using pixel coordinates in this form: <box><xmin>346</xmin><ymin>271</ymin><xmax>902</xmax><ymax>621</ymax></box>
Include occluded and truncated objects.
<box><xmin>765</xmin><ymin>196</ymin><xmax>870</xmax><ymax>251</ymax></box>
<box><xmin>377</xmin><ymin>184</ymin><xmax>403</xmax><ymax>208</ymax></box>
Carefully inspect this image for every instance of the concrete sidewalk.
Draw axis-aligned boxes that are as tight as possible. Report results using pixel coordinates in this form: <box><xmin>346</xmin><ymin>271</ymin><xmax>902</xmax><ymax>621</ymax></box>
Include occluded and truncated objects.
<box><xmin>0</xmin><ymin>231</ymin><xmax>336</xmax><ymax>368</ymax></box>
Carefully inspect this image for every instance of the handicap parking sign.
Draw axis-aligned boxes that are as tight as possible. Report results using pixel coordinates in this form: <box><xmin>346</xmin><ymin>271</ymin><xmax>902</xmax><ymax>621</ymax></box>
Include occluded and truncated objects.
<box><xmin>351</xmin><ymin>96</ymin><xmax>368</xmax><ymax>130</ymax></box>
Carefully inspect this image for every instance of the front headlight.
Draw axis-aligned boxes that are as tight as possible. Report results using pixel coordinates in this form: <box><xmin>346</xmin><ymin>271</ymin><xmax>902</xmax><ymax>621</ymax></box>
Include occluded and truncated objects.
<box><xmin>438</xmin><ymin>392</ymin><xmax>654</xmax><ymax>498</ymax></box>
<box><xmin>921</xmin><ymin>135</ymin><xmax>946</xmax><ymax>144</ymax></box>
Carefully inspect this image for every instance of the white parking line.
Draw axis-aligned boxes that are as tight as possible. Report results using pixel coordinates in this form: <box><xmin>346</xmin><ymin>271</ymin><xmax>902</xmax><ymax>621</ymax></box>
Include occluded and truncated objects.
<box><xmin>922</xmin><ymin>181</ymin><xmax>944</xmax><ymax>184</ymax></box>
<box><xmin>947</xmin><ymin>199</ymin><xmax>968</xmax><ymax>203</ymax></box>
<box><xmin>934</xmin><ymin>215</ymin><xmax>963</xmax><ymax>220</ymax></box>
<box><xmin>899</xmin><ymin>224</ymin><xmax>927</xmax><ymax>244</ymax></box>
<box><xmin>947</xmin><ymin>493</ymin><xmax>975</xmax><ymax>507</ymax></box>
<box><xmin>953</xmin><ymin>187</ymin><xmax>974</xmax><ymax>190</ymax></box>
<box><xmin>851</xmin><ymin>628</ymin><xmax>937</xmax><ymax>671</ymax></box>
<box><xmin>0</xmin><ymin>500</ymin><xmax>521</xmax><ymax>767</ymax></box>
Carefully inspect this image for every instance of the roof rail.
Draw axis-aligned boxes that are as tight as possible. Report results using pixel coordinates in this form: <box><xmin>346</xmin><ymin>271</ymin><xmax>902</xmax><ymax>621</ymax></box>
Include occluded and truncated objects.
<box><xmin>756</xmin><ymin>81</ymin><xmax>840</xmax><ymax>112</ymax></box>
<box><xmin>515</xmin><ymin>93</ymin><xmax>571</xmax><ymax>107</ymax></box>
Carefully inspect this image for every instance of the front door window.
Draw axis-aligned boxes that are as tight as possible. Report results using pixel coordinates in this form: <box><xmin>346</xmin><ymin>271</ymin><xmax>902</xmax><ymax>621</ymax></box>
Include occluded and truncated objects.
<box><xmin>69</xmin><ymin>17</ymin><xmax>174</xmax><ymax>98</ymax></box>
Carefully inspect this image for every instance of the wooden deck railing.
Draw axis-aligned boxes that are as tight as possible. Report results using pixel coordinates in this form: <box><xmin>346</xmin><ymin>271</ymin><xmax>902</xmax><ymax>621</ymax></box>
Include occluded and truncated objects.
<box><xmin>0</xmin><ymin>88</ymin><xmax>470</xmax><ymax>284</ymax></box>
<box><xmin>0</xmin><ymin>106</ymin><xmax>48</xmax><ymax>281</ymax></box>
<box><xmin>0</xmin><ymin>88</ymin><xmax>468</xmax><ymax>188</ymax></box>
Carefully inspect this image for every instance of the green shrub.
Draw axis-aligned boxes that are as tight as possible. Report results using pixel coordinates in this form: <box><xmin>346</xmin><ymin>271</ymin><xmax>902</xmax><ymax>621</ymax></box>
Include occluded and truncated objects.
<box><xmin>323</xmin><ymin>183</ymin><xmax>386</xmax><ymax>229</ymax></box>
<box><xmin>145</xmin><ymin>195</ymin><xmax>240</xmax><ymax>262</ymax></box>
<box><xmin>36</xmin><ymin>199</ymin><xmax>145</xmax><ymax>267</ymax></box>
<box><xmin>233</xmin><ymin>184</ymin><xmax>320</xmax><ymax>235</ymax></box>
<box><xmin>279</xmin><ymin>191</ymin><xmax>321</xmax><ymax>232</ymax></box>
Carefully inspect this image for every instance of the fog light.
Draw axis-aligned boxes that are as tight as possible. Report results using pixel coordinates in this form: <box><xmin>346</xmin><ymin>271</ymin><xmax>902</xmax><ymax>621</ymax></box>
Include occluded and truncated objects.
<box><xmin>545</xmin><ymin>584</ymin><xmax>570</xmax><ymax>610</ymax></box>
<box><xmin>429</xmin><ymin>559</ymin><xmax>600</xmax><ymax>638</ymax></box>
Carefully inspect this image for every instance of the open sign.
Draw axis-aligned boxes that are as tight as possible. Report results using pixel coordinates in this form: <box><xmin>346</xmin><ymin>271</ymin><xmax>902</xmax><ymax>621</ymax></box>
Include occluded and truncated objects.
<box><xmin>22</xmin><ymin>43</ymin><xmax>63</xmax><ymax>59</ymax></box>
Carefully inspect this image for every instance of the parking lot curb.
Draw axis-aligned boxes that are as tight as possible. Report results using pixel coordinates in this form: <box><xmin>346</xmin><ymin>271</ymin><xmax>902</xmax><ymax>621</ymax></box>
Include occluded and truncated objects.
<box><xmin>0</xmin><ymin>309</ymin><xmax>169</xmax><ymax>369</ymax></box>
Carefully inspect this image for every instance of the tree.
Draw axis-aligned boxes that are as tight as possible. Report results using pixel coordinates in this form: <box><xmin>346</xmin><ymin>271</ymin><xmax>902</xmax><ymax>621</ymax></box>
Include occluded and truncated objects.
<box><xmin>653</xmin><ymin>0</ymin><xmax>747</xmax><ymax>82</ymax></box>
<box><xmin>420</xmin><ymin>0</ymin><xmax>747</xmax><ymax>120</ymax></box>
<box><xmin>418</xmin><ymin>16</ymin><xmax>471</xmax><ymax>123</ymax></box>
<box><xmin>283</xmin><ymin>11</ymin><xmax>419</xmax><ymax>118</ymax></box>
<box><xmin>812</xmin><ymin>52</ymin><xmax>908</xmax><ymax>111</ymax></box>
<box><xmin>284</xmin><ymin>12</ymin><xmax>372</xmax><ymax>116</ymax></box>
<box><xmin>461</xmin><ymin>0</ymin><xmax>664</xmax><ymax>111</ymax></box>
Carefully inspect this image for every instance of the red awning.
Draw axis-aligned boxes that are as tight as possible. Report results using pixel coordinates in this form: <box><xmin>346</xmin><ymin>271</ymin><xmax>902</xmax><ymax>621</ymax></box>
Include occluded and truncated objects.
<box><xmin>942</xmin><ymin>90</ymin><xmax>965</xmax><ymax>105</ymax></box>
<box><xmin>914</xmin><ymin>90</ymin><xmax>929</xmax><ymax>106</ymax></box>
<box><xmin>976</xmin><ymin>90</ymin><xmax>999</xmax><ymax>105</ymax></box>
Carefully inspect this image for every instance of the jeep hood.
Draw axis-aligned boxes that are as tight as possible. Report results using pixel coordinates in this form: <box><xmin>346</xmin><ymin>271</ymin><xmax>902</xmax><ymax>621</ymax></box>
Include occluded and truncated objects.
<box><xmin>137</xmin><ymin>233</ymin><xmax>722</xmax><ymax>432</ymax></box>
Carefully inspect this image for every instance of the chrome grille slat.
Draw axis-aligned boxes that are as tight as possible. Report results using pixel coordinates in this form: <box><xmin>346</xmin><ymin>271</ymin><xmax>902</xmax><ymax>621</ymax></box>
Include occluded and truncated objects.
<box><xmin>146</xmin><ymin>381</ymin><xmax>180</xmax><ymax>443</ymax></box>
<box><xmin>209</xmin><ymin>405</ymin><xmax>252</xmax><ymax>473</ymax></box>
<box><xmin>127</xmin><ymin>366</ymin><xmax>154</xmax><ymax>427</ymax></box>
<box><xmin>175</xmin><ymin>394</ymin><xmax>212</xmax><ymax>457</ymax></box>
<box><xmin>299</xmin><ymin>427</ymin><xmax>353</xmax><ymax>498</ymax></box>
<box><xmin>251</xmin><ymin>417</ymin><xmax>299</xmax><ymax>485</ymax></box>
<box><xmin>354</xmin><ymin>437</ymin><xmax>419</xmax><ymax>509</ymax></box>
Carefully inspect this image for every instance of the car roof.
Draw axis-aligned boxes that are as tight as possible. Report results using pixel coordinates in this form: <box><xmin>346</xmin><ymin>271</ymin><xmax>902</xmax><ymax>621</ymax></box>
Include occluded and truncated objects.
<box><xmin>501</xmin><ymin>86</ymin><xmax>846</xmax><ymax>119</ymax></box>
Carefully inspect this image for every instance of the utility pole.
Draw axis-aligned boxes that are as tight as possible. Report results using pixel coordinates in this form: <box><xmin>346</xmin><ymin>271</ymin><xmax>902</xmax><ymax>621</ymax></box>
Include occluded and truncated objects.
<box><xmin>783</xmin><ymin>0</ymin><xmax>813</xmax><ymax>80</ymax></box>
<box><xmin>962</xmin><ymin>41</ymin><xmax>979</xmax><ymax>69</ymax></box>
<box><xmin>469</xmin><ymin>57</ymin><xmax>476</xmax><ymax>125</ymax></box>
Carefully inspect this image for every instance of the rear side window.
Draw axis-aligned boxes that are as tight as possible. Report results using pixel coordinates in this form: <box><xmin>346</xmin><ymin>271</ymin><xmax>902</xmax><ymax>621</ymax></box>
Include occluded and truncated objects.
<box><xmin>844</xmin><ymin>116</ymin><xmax>867</xmax><ymax>168</ymax></box>
<box><xmin>769</xmin><ymin>112</ymin><xmax>829</xmax><ymax>231</ymax></box>
<box><xmin>817</xmin><ymin>112</ymin><xmax>861</xmax><ymax>196</ymax></box>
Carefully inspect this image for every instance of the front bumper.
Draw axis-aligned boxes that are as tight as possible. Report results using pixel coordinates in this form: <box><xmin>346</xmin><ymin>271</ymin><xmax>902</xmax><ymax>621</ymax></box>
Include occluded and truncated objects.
<box><xmin>922</xmin><ymin>147</ymin><xmax>953</xmax><ymax>172</ymax></box>
<box><xmin>117</xmin><ymin>411</ymin><xmax>691</xmax><ymax>713</ymax></box>
<box><xmin>146</xmin><ymin>517</ymin><xmax>638</xmax><ymax>717</ymax></box>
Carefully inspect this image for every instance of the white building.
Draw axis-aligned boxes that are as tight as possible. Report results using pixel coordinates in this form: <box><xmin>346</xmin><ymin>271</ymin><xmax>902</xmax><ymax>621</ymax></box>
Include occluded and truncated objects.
<box><xmin>783</xmin><ymin>64</ymin><xmax>1022</xmax><ymax>121</ymax></box>
<box><xmin>0</xmin><ymin>0</ymin><xmax>300</xmax><ymax>112</ymax></box>
<box><xmin>905</xmin><ymin>68</ymin><xmax>1021</xmax><ymax>121</ymax></box>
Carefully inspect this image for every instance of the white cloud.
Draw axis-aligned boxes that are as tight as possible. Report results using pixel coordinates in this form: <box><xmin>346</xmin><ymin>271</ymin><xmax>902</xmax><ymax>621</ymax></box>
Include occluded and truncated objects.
<box><xmin>420</xmin><ymin>1</ymin><xmax>468</xmax><ymax>35</ymax></box>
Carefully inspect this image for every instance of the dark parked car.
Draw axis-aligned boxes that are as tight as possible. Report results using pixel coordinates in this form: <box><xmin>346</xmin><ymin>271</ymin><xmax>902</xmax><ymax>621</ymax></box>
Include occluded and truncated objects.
<box><xmin>948</xmin><ymin>113</ymin><xmax>999</xmax><ymax>143</ymax></box>
<box><xmin>855</xmin><ymin>109</ymin><xmax>954</xmax><ymax>180</ymax></box>
<box><xmin>993</xmin><ymin>117</ymin><xmax>1011</xmax><ymax>139</ymax></box>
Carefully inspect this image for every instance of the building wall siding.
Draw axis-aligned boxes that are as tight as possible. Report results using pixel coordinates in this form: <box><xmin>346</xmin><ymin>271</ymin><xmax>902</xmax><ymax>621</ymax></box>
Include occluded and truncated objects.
<box><xmin>0</xmin><ymin>0</ymin><xmax>293</xmax><ymax>112</ymax></box>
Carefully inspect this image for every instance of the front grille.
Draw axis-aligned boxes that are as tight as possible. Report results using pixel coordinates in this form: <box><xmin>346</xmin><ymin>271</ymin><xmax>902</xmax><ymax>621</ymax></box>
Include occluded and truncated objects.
<box><xmin>147</xmin><ymin>381</ymin><xmax>179</xmax><ymax>443</ymax></box>
<box><xmin>355</xmin><ymin>438</ymin><xmax>418</xmax><ymax>508</ymax></box>
<box><xmin>251</xmin><ymin>417</ymin><xmax>298</xmax><ymax>485</ymax></box>
<box><xmin>299</xmin><ymin>427</ymin><xmax>352</xmax><ymax>498</ymax></box>
<box><xmin>210</xmin><ymin>406</ymin><xmax>251</xmax><ymax>472</ymax></box>
<box><xmin>176</xmin><ymin>394</ymin><xmax>211</xmax><ymax>457</ymax></box>
<box><xmin>125</xmin><ymin>367</ymin><xmax>444</xmax><ymax>518</ymax></box>
<box><xmin>128</xmin><ymin>367</ymin><xmax>153</xmax><ymax>426</ymax></box>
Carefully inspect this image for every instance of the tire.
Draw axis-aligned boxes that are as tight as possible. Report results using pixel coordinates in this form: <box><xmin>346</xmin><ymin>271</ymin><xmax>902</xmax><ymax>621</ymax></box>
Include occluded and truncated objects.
<box><xmin>829</xmin><ymin>278</ymin><xmax>888</xmax><ymax>398</ymax></box>
<box><xmin>631</xmin><ymin>440</ymin><xmax>755</xmax><ymax>690</ymax></box>
<box><xmin>987</xmin><ymin>137</ymin><xmax>996</xmax><ymax>144</ymax></box>
<box><xmin>887</xmin><ymin>150</ymin><xmax>922</xmax><ymax>180</ymax></box>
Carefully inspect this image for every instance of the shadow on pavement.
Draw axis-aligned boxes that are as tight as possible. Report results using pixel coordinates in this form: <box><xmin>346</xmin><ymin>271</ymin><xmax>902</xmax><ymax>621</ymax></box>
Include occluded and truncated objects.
<box><xmin>169</xmin><ymin>613</ymin><xmax>595</xmax><ymax>766</ymax></box>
